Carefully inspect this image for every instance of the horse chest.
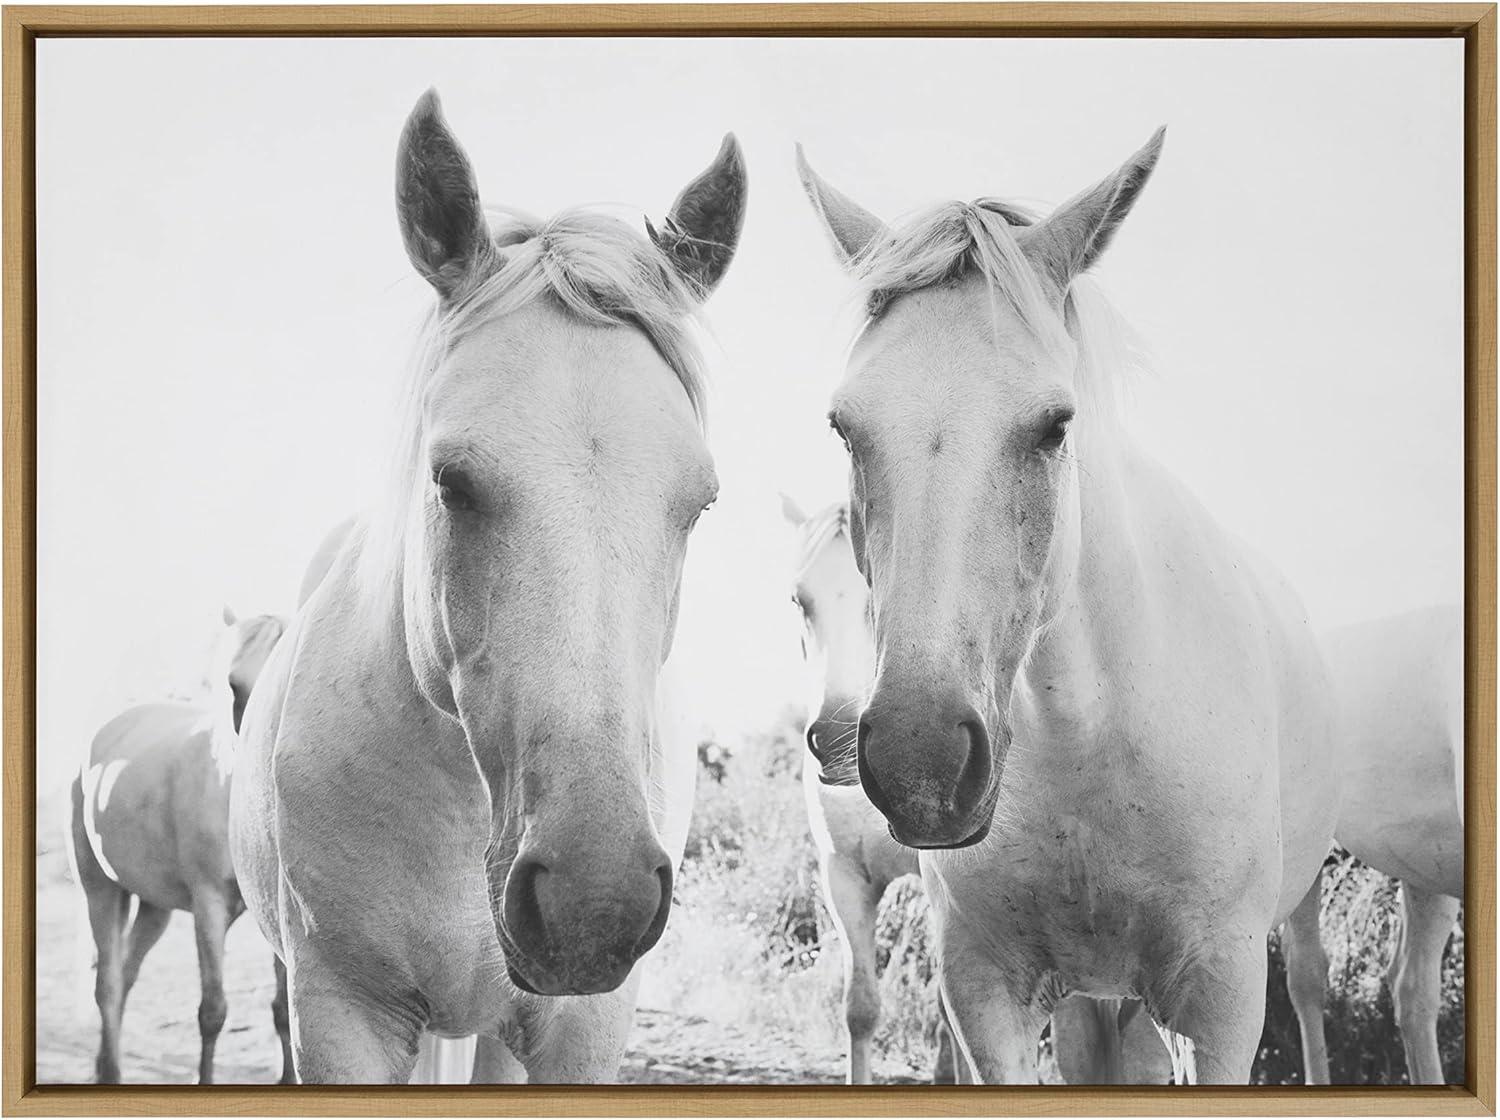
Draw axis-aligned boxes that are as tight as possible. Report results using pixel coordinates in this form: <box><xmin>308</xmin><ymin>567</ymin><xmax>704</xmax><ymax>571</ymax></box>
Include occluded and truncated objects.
<box><xmin>986</xmin><ymin>816</ymin><xmax>1166</xmax><ymax>944</ymax></box>
<box><xmin>931</xmin><ymin>785</ymin><xmax>1236</xmax><ymax>996</ymax></box>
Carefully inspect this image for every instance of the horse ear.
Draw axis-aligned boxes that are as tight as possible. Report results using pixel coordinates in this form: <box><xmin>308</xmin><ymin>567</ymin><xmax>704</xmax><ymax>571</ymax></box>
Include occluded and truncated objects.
<box><xmin>779</xmin><ymin>492</ymin><xmax>808</xmax><ymax>527</ymax></box>
<box><xmin>795</xmin><ymin>144</ymin><xmax>885</xmax><ymax>268</ymax></box>
<box><xmin>395</xmin><ymin>89</ymin><xmax>498</xmax><ymax>302</ymax></box>
<box><xmin>648</xmin><ymin>134</ymin><xmax>748</xmax><ymax>300</ymax></box>
<box><xmin>1022</xmin><ymin>127</ymin><xmax>1165</xmax><ymax>291</ymax></box>
<box><xmin>222</xmin><ymin>604</ymin><xmax>238</xmax><ymax>627</ymax></box>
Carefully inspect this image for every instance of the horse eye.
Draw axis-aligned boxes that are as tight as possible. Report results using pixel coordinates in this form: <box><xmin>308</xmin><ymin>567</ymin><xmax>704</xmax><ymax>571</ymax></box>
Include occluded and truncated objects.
<box><xmin>433</xmin><ymin>469</ymin><xmax>476</xmax><ymax>511</ymax></box>
<box><xmin>1038</xmin><ymin>412</ymin><xmax>1073</xmax><ymax>453</ymax></box>
<box><xmin>828</xmin><ymin>415</ymin><xmax>852</xmax><ymax>453</ymax></box>
<box><xmin>438</xmin><ymin>484</ymin><xmax>473</xmax><ymax>511</ymax></box>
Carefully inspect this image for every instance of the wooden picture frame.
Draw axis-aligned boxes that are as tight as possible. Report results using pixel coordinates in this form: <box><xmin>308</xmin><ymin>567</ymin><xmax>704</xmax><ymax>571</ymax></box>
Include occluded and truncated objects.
<box><xmin>3</xmin><ymin>3</ymin><xmax>1494</xmax><ymax>1114</ymax></box>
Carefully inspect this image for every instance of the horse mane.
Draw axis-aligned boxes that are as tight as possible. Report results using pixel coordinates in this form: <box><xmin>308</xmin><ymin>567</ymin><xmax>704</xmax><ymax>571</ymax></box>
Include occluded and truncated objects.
<box><xmin>793</xmin><ymin>500</ymin><xmax>850</xmax><ymax>583</ymax></box>
<box><xmin>853</xmin><ymin>198</ymin><xmax>1148</xmax><ymax>433</ymax></box>
<box><xmin>360</xmin><ymin>206</ymin><xmax>711</xmax><ymax>608</ymax></box>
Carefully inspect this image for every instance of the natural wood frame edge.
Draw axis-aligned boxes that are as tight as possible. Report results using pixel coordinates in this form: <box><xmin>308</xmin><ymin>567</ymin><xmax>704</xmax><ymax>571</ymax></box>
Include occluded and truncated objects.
<box><xmin>2</xmin><ymin>4</ymin><xmax>1494</xmax><ymax>1115</ymax></box>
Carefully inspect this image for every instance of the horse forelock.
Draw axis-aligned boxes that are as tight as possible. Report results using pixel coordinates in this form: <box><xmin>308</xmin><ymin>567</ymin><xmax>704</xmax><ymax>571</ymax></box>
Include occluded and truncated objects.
<box><xmin>856</xmin><ymin>198</ymin><xmax>1051</xmax><ymax>332</ymax></box>
<box><xmin>853</xmin><ymin>198</ymin><xmax>1146</xmax><ymax>434</ymax></box>
<box><xmin>464</xmin><ymin>206</ymin><xmax>709</xmax><ymax>423</ymax></box>
<box><xmin>359</xmin><ymin>206</ymin><xmax>712</xmax><ymax>614</ymax></box>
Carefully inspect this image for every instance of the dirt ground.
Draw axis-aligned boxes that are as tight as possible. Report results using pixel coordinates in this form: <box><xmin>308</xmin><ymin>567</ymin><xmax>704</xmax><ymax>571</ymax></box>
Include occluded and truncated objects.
<box><xmin>34</xmin><ymin>816</ymin><xmax>922</xmax><ymax>1087</ymax></box>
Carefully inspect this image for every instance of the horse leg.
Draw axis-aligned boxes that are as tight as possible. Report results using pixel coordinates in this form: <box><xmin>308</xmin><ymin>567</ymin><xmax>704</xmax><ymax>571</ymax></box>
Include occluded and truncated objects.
<box><xmin>82</xmin><ymin>882</ymin><xmax>130</xmax><ymax>1083</ymax></box>
<box><xmin>513</xmin><ymin>977</ymin><xmax>638</xmax><ymax>1082</ymax></box>
<box><xmin>822</xmin><ymin>856</ymin><xmax>883</xmax><ymax>1084</ymax></box>
<box><xmin>1116</xmin><ymin>998</ymin><xmax>1173</xmax><ymax>1084</ymax></box>
<box><xmin>1152</xmin><ymin>937</ymin><xmax>1269</xmax><ymax>1084</ymax></box>
<box><xmin>933</xmin><ymin>990</ymin><xmax>975</xmax><ymax>1083</ymax></box>
<box><xmin>1282</xmin><ymin>872</ymin><xmax>1330</xmax><ymax>1084</ymax></box>
<box><xmin>190</xmin><ymin>892</ymin><xmax>231</xmax><ymax>1085</ymax></box>
<box><xmin>1051</xmin><ymin>995</ymin><xmax>1115</xmax><ymax>1083</ymax></box>
<box><xmin>1388</xmin><ymin>883</ymin><xmax>1460</xmax><ymax>1084</ymax></box>
<box><xmin>471</xmin><ymin>1035</ymin><xmax>526</xmax><ymax>1083</ymax></box>
<box><xmin>933</xmin><ymin>995</ymin><xmax>958</xmax><ymax>1084</ymax></box>
<box><xmin>937</xmin><ymin>922</ymin><xmax>1047</xmax><ymax>1084</ymax></box>
<box><xmin>120</xmin><ymin>901</ymin><xmax>172</xmax><ymax>999</ymax></box>
<box><xmin>410</xmin><ymin>1035</ymin><xmax>477</xmax><ymax>1083</ymax></box>
<box><xmin>271</xmin><ymin>956</ymin><xmax>296</xmax><ymax>1084</ymax></box>
<box><xmin>287</xmin><ymin>960</ymin><xmax>424</xmax><ymax>1083</ymax></box>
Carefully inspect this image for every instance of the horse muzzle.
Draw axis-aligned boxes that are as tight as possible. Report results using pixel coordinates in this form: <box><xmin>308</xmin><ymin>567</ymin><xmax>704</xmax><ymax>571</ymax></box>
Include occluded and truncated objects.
<box><xmin>497</xmin><ymin>838</ymin><xmax>673</xmax><ymax>996</ymax></box>
<box><xmin>856</xmin><ymin>691</ymin><xmax>1003</xmax><ymax>849</ymax></box>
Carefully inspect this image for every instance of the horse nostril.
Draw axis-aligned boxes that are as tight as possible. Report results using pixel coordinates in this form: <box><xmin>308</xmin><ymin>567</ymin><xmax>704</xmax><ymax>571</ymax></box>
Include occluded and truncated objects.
<box><xmin>637</xmin><ymin>863</ymin><xmax>673</xmax><ymax>957</ymax></box>
<box><xmin>502</xmin><ymin>854</ymin><xmax>548</xmax><ymax>947</ymax></box>
<box><xmin>856</xmin><ymin>713</ymin><xmax>898</xmax><ymax>817</ymax></box>
<box><xmin>953</xmin><ymin>713</ymin><xmax>993</xmax><ymax>813</ymax></box>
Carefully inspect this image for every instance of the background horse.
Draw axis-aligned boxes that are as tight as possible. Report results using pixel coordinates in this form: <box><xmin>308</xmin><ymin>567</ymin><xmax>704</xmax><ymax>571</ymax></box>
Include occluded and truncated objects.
<box><xmin>784</xmin><ymin>496</ymin><xmax>1170</xmax><ymax>1086</ymax></box>
<box><xmin>781</xmin><ymin>496</ymin><xmax>957</xmax><ymax>1085</ymax></box>
<box><xmin>797</xmin><ymin>131</ymin><xmax>1340</xmax><ymax>1083</ymax></box>
<box><xmin>68</xmin><ymin>609</ymin><xmax>289</xmax><ymax>1083</ymax></box>
<box><xmin>1283</xmin><ymin>604</ymin><xmax>1463</xmax><ymax>1084</ymax></box>
<box><xmin>229</xmin><ymin>90</ymin><xmax>746</xmax><ymax>1083</ymax></box>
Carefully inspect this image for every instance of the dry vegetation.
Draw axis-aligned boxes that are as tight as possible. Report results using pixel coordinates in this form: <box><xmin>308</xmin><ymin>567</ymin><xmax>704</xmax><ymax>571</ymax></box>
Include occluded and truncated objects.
<box><xmin>642</xmin><ymin>707</ymin><xmax>944</xmax><ymax>1082</ymax></box>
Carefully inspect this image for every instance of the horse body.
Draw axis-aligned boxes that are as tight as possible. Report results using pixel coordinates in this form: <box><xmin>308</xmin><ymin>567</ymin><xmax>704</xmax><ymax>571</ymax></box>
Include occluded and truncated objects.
<box><xmin>69</xmin><ymin>611</ymin><xmax>289</xmax><ymax>1083</ymax></box>
<box><xmin>228</xmin><ymin>90</ymin><xmax>745</xmax><ymax>1083</ymax></box>
<box><xmin>1283</xmin><ymin>603</ymin><xmax>1462</xmax><ymax>1084</ymax></box>
<box><xmin>803</xmin><ymin>755</ymin><xmax>927</xmax><ymax>1081</ymax></box>
<box><xmin>804</xmin><ymin>771</ymin><xmax>918</xmax><ymax>899</ymax></box>
<box><xmin>918</xmin><ymin>439</ymin><xmax>1337</xmax><ymax>1072</ymax></box>
<box><xmin>1328</xmin><ymin>605</ymin><xmax>1462</xmax><ymax>897</ymax></box>
<box><xmin>784</xmin><ymin>498</ymin><xmax>930</xmax><ymax>1082</ymax></box>
<box><xmin>79</xmin><ymin>705</ymin><xmax>225</xmax><ymax>912</ymax></box>
<box><xmin>786</xmin><ymin>498</ymin><xmax>1171</xmax><ymax>1085</ymax></box>
<box><xmin>797</xmin><ymin>133</ymin><xmax>1339</xmax><ymax>1083</ymax></box>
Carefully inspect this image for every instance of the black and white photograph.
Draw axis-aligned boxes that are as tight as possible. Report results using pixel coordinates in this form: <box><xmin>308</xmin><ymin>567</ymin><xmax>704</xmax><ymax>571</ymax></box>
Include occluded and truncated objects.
<box><xmin>30</xmin><ymin>29</ymin><xmax>1468</xmax><ymax>1088</ymax></box>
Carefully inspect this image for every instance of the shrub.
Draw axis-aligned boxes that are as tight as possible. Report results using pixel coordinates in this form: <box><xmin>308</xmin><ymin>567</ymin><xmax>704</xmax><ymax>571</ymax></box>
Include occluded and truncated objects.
<box><xmin>652</xmin><ymin>709</ymin><xmax>938</xmax><ymax>1078</ymax></box>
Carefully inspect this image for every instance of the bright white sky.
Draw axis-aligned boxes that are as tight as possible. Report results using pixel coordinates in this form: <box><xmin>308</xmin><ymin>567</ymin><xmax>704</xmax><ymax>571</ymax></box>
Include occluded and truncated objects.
<box><xmin>35</xmin><ymin>36</ymin><xmax>1463</xmax><ymax>793</ymax></box>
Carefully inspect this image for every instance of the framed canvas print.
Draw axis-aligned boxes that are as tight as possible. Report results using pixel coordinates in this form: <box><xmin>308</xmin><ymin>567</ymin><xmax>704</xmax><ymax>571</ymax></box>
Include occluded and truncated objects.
<box><xmin>2</xmin><ymin>3</ymin><xmax>1494</xmax><ymax>1115</ymax></box>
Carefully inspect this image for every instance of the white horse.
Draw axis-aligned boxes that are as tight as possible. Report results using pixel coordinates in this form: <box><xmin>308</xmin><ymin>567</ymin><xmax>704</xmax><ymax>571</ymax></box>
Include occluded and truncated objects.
<box><xmin>1283</xmin><ymin>604</ymin><xmax>1463</xmax><ymax>1084</ymax></box>
<box><xmin>781</xmin><ymin>496</ymin><xmax>959</xmax><ymax>1084</ymax></box>
<box><xmin>784</xmin><ymin>497</ymin><xmax>1170</xmax><ymax>1086</ymax></box>
<box><xmin>227</xmin><ymin>90</ymin><xmax>745</xmax><ymax>1083</ymax></box>
<box><xmin>68</xmin><ymin>609</ymin><xmax>289</xmax><ymax>1083</ymax></box>
<box><xmin>796</xmin><ymin>132</ymin><xmax>1340</xmax><ymax>1083</ymax></box>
